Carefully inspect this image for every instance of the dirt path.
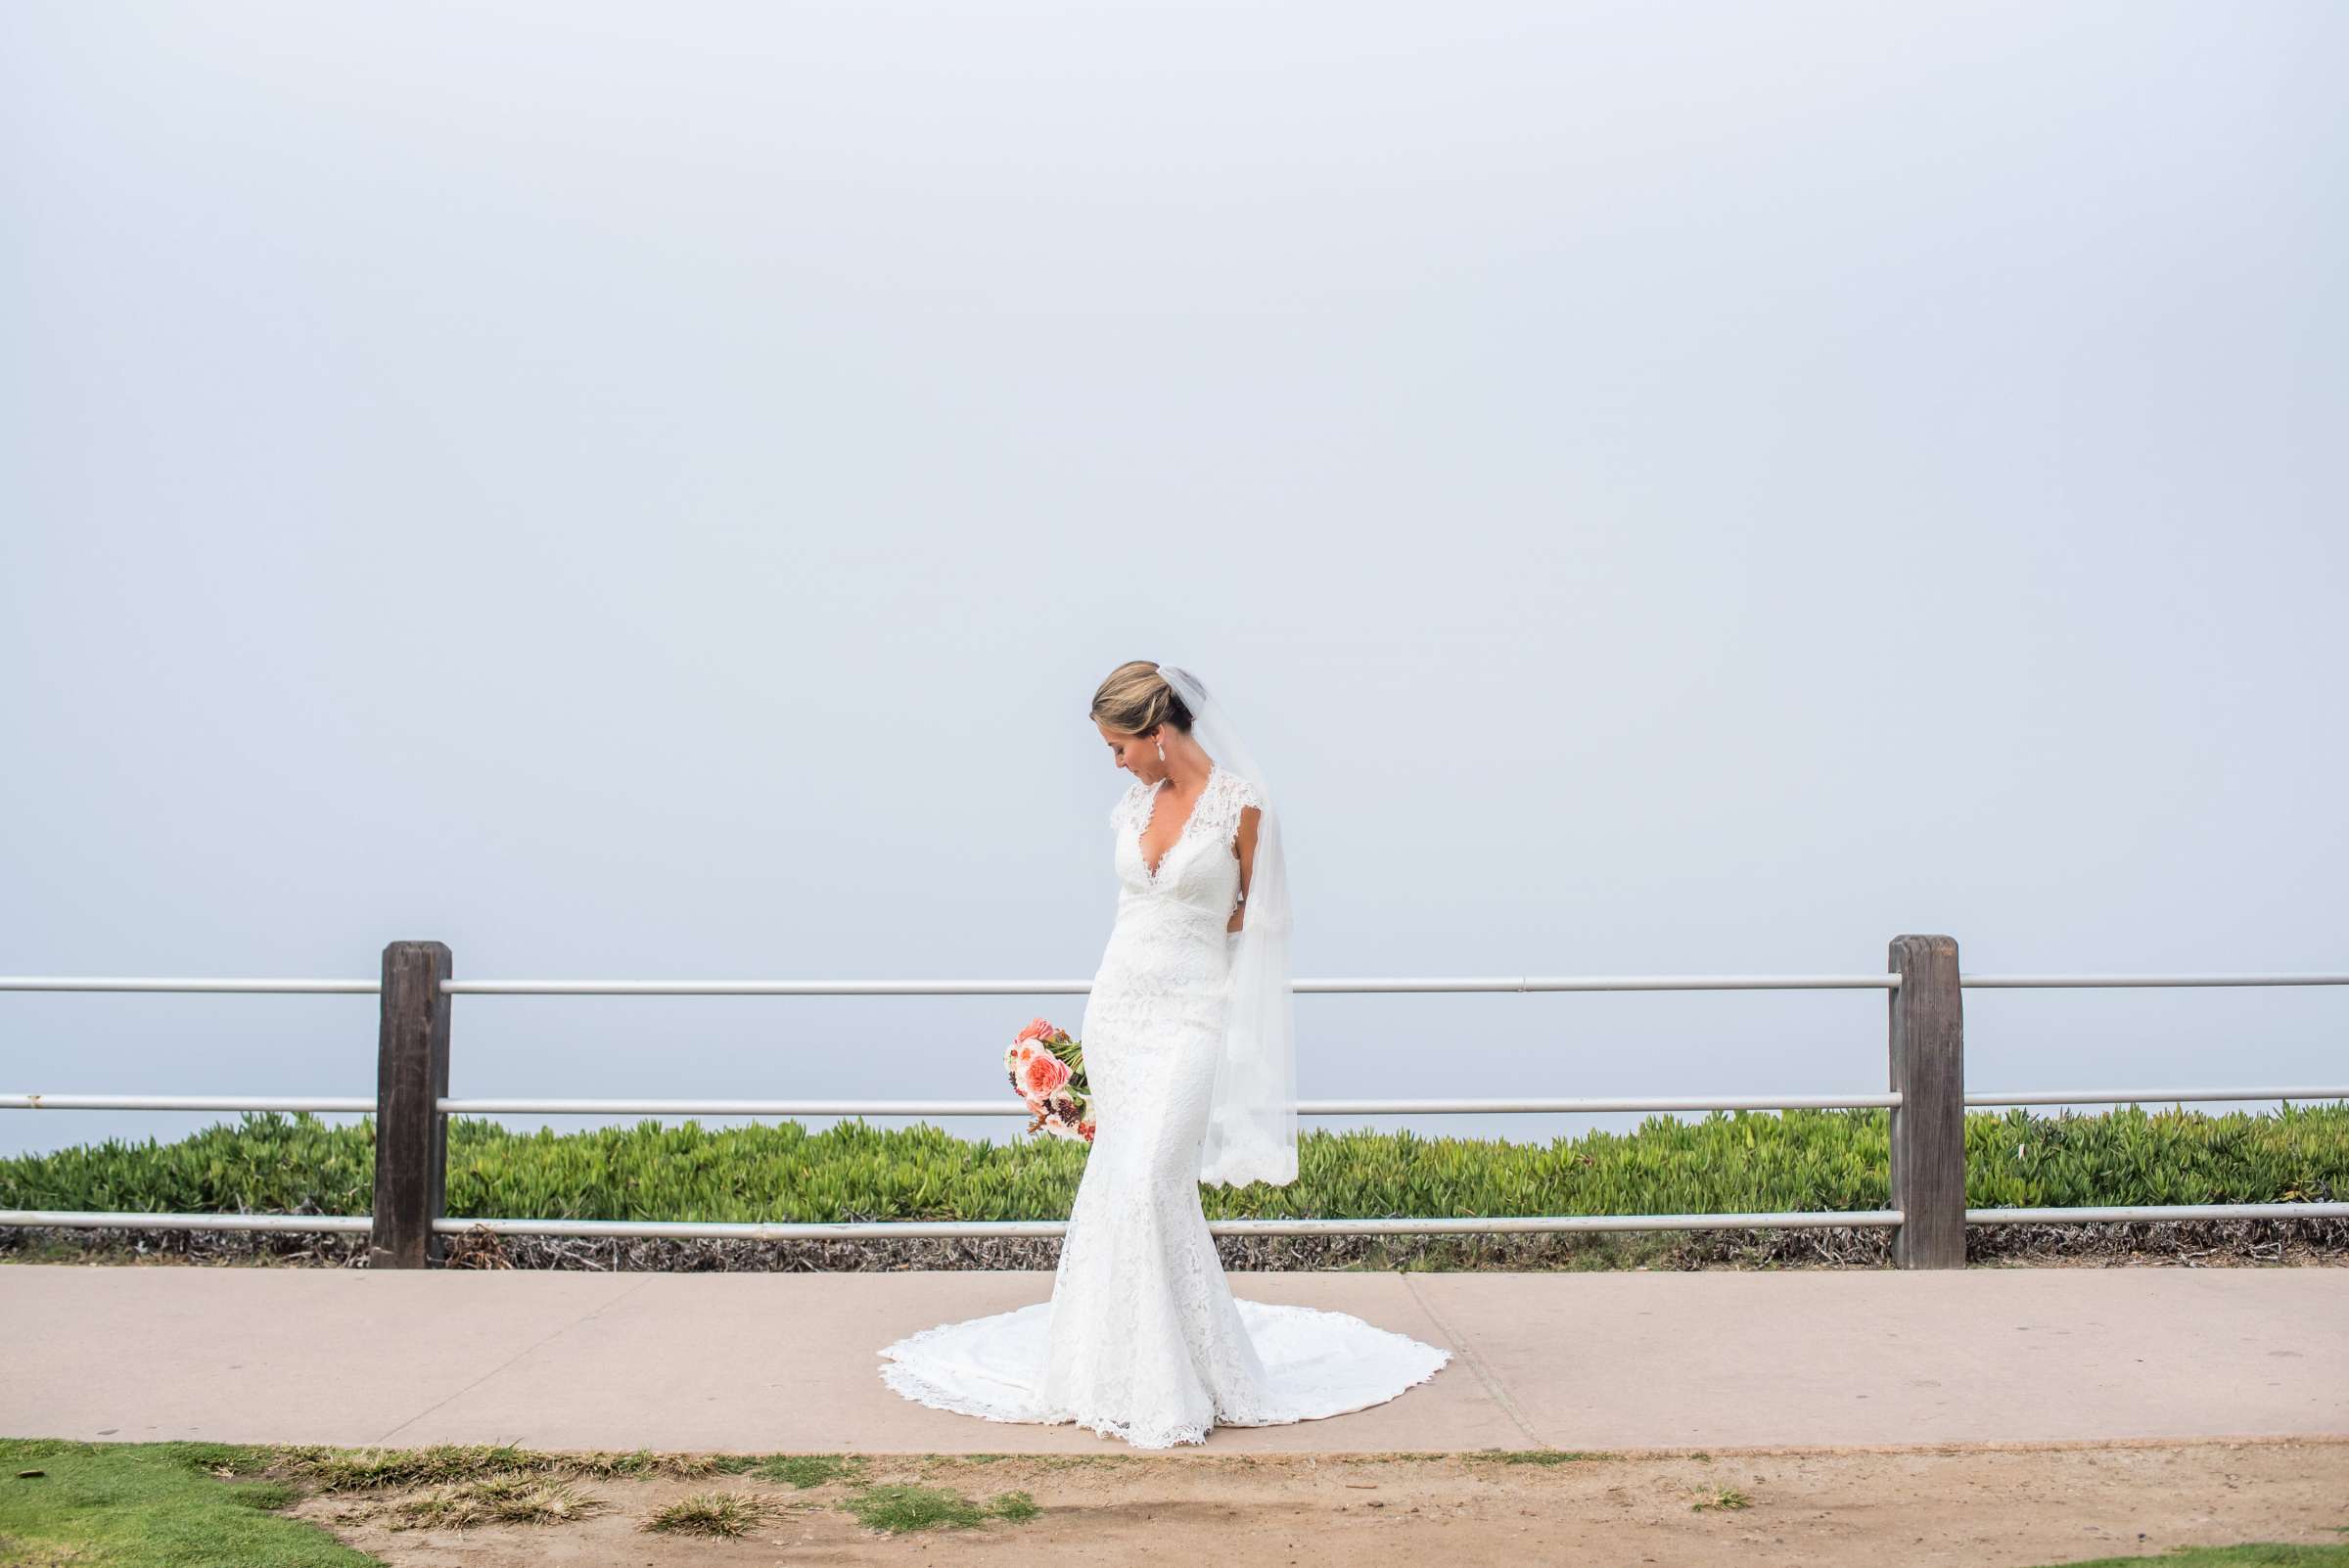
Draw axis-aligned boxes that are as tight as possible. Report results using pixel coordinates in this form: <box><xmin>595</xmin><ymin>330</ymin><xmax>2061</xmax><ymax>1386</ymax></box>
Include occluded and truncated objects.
<box><xmin>290</xmin><ymin>1437</ymin><xmax>2349</xmax><ymax>1567</ymax></box>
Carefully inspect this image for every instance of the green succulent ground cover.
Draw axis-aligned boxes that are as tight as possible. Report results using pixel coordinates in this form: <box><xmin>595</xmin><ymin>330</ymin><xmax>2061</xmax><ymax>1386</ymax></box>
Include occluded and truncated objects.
<box><xmin>1</xmin><ymin>1103</ymin><xmax>2338</xmax><ymax>1223</ymax></box>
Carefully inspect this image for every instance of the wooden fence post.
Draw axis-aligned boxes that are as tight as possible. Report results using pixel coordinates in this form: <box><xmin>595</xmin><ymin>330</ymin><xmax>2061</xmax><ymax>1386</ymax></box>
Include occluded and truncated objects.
<box><xmin>370</xmin><ymin>940</ymin><xmax>452</xmax><ymax>1269</ymax></box>
<box><xmin>1888</xmin><ymin>933</ymin><xmax>1965</xmax><ymax>1268</ymax></box>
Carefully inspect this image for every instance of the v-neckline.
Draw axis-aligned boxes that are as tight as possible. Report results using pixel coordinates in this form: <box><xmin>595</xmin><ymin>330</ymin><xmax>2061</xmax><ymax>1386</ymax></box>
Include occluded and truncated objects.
<box><xmin>1135</xmin><ymin>762</ymin><xmax>1220</xmax><ymax>882</ymax></box>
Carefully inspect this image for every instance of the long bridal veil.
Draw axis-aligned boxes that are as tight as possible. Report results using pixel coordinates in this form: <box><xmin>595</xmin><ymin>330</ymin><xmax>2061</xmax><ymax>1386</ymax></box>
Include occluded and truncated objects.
<box><xmin>1156</xmin><ymin>664</ymin><xmax>1299</xmax><ymax>1188</ymax></box>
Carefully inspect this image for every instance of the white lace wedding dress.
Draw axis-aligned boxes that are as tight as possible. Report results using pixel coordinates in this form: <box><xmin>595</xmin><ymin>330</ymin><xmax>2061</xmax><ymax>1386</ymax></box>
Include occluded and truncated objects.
<box><xmin>876</xmin><ymin>762</ymin><xmax>1452</xmax><ymax>1449</ymax></box>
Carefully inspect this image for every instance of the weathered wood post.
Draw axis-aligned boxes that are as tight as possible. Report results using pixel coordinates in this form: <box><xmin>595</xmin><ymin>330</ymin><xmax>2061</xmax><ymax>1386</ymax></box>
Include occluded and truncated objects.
<box><xmin>1888</xmin><ymin>934</ymin><xmax>1965</xmax><ymax>1268</ymax></box>
<box><xmin>370</xmin><ymin>940</ymin><xmax>452</xmax><ymax>1269</ymax></box>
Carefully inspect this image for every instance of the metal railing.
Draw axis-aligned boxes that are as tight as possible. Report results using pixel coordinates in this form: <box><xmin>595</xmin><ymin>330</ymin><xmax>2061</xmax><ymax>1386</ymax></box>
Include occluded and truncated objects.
<box><xmin>5</xmin><ymin>935</ymin><xmax>2345</xmax><ymax>1268</ymax></box>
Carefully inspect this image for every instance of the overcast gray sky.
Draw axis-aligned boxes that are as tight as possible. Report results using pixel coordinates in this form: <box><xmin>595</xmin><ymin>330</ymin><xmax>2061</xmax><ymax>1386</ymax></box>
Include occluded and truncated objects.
<box><xmin>4</xmin><ymin>1</ymin><xmax>2342</xmax><ymax>1164</ymax></box>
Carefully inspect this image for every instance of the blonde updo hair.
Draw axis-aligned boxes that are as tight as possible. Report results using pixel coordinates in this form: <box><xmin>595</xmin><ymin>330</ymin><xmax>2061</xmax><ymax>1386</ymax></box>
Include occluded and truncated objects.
<box><xmin>1090</xmin><ymin>660</ymin><xmax>1194</xmax><ymax>738</ymax></box>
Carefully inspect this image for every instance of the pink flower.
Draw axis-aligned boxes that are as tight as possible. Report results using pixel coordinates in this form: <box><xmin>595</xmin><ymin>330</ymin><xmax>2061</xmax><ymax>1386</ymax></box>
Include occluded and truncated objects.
<box><xmin>1014</xmin><ymin>1017</ymin><xmax>1055</xmax><ymax>1044</ymax></box>
<box><xmin>1018</xmin><ymin>1051</ymin><xmax>1072</xmax><ymax>1100</ymax></box>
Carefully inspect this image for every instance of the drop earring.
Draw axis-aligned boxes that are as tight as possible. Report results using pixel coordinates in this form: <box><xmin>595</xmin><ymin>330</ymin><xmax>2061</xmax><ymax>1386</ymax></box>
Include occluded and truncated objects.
<box><xmin>1156</xmin><ymin>737</ymin><xmax>1167</xmax><ymax>763</ymax></box>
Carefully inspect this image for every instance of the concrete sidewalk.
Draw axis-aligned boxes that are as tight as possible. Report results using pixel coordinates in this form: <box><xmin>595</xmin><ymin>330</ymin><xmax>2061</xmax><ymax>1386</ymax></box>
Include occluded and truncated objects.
<box><xmin>3</xmin><ymin>1264</ymin><xmax>2342</xmax><ymax>1455</ymax></box>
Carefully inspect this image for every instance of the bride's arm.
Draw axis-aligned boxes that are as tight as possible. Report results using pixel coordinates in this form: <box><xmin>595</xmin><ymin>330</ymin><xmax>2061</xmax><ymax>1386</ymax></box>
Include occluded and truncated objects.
<box><xmin>1227</xmin><ymin>805</ymin><xmax>1262</xmax><ymax>934</ymax></box>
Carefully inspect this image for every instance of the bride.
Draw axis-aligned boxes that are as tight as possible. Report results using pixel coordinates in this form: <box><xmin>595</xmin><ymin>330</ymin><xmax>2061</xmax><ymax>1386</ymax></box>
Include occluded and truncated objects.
<box><xmin>877</xmin><ymin>660</ymin><xmax>1451</xmax><ymax>1449</ymax></box>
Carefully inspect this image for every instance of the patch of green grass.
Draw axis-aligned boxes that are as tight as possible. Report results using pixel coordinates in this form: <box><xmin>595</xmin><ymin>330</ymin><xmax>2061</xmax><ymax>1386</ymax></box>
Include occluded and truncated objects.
<box><xmin>909</xmin><ymin>1453</ymin><xmax>1119</xmax><ymax>1479</ymax></box>
<box><xmin>838</xmin><ymin>1482</ymin><xmax>1038</xmax><ymax>1534</ymax></box>
<box><xmin>752</xmin><ymin>1453</ymin><xmax>870</xmax><ymax>1489</ymax></box>
<box><xmin>0</xmin><ymin>1439</ymin><xmax>378</xmax><ymax>1566</ymax></box>
<box><xmin>556</xmin><ymin>1448</ymin><xmax>725</xmax><ymax>1480</ymax></box>
<box><xmin>1690</xmin><ymin>1484</ymin><xmax>1751</xmax><ymax>1510</ymax></box>
<box><xmin>270</xmin><ymin>1441</ymin><xmax>718</xmax><ymax>1493</ymax></box>
<box><xmin>1465</xmin><ymin>1448</ymin><xmax>1617</xmax><ymax>1465</ymax></box>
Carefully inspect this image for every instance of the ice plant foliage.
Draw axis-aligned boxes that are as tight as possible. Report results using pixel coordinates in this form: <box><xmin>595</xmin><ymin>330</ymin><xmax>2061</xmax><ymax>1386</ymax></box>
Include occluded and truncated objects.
<box><xmin>1005</xmin><ymin>1016</ymin><xmax>1094</xmax><ymax>1144</ymax></box>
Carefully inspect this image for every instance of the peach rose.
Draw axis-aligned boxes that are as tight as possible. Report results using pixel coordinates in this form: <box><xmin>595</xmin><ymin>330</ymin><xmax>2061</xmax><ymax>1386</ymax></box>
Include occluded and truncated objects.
<box><xmin>1019</xmin><ymin>1051</ymin><xmax>1072</xmax><ymax>1100</ymax></box>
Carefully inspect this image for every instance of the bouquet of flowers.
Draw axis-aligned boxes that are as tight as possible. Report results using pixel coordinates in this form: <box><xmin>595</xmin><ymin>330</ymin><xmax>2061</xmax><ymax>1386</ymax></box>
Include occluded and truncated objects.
<box><xmin>1006</xmin><ymin>1016</ymin><xmax>1095</xmax><ymax>1144</ymax></box>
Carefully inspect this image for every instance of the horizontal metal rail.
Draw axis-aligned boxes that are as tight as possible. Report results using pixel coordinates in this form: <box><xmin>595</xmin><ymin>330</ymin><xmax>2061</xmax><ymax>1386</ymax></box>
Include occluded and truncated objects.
<box><xmin>442</xmin><ymin>974</ymin><xmax>1913</xmax><ymax>994</ymax></box>
<box><xmin>16</xmin><ymin>1087</ymin><xmax>2349</xmax><ymax>1116</ymax></box>
<box><xmin>0</xmin><ymin>1211</ymin><xmax>375</xmax><ymax>1235</ymax></box>
<box><xmin>3</xmin><ymin>1094</ymin><xmax>385</xmax><ymax>1113</ymax></box>
<box><xmin>1</xmin><ymin>1091</ymin><xmax>1906</xmax><ymax>1115</ymax></box>
<box><xmin>1964</xmin><ymin>1086</ymin><xmax>2349</xmax><ymax>1106</ymax></box>
<box><xmin>1958</xmin><ymin>974</ymin><xmax>2349</xmax><ymax>989</ymax></box>
<box><xmin>438</xmin><ymin>1211</ymin><xmax>1912</xmax><ymax>1237</ymax></box>
<box><xmin>0</xmin><ymin>977</ymin><xmax>381</xmax><ymax>993</ymax></box>
<box><xmin>434</xmin><ymin>1092</ymin><xmax>1910</xmax><ymax>1115</ymax></box>
<box><xmin>0</xmin><ymin>973</ymin><xmax>1906</xmax><ymax>994</ymax></box>
<box><xmin>1964</xmin><ymin>1203</ymin><xmax>2349</xmax><ymax>1223</ymax></box>
<box><xmin>7</xmin><ymin>1203</ymin><xmax>2347</xmax><ymax>1239</ymax></box>
<box><xmin>9</xmin><ymin>971</ymin><xmax>2349</xmax><ymax>995</ymax></box>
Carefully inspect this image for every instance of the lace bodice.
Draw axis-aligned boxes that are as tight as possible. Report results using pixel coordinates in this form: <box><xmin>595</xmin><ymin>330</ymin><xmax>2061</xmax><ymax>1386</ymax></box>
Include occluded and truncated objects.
<box><xmin>1110</xmin><ymin>763</ymin><xmax>1262</xmax><ymax>913</ymax></box>
<box><xmin>1091</xmin><ymin>765</ymin><xmax>1264</xmax><ymax>1047</ymax></box>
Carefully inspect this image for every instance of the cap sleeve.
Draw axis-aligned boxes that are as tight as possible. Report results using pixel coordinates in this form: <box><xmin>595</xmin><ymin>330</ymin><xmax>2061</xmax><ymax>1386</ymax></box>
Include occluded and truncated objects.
<box><xmin>1196</xmin><ymin>769</ymin><xmax>1264</xmax><ymax>855</ymax></box>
